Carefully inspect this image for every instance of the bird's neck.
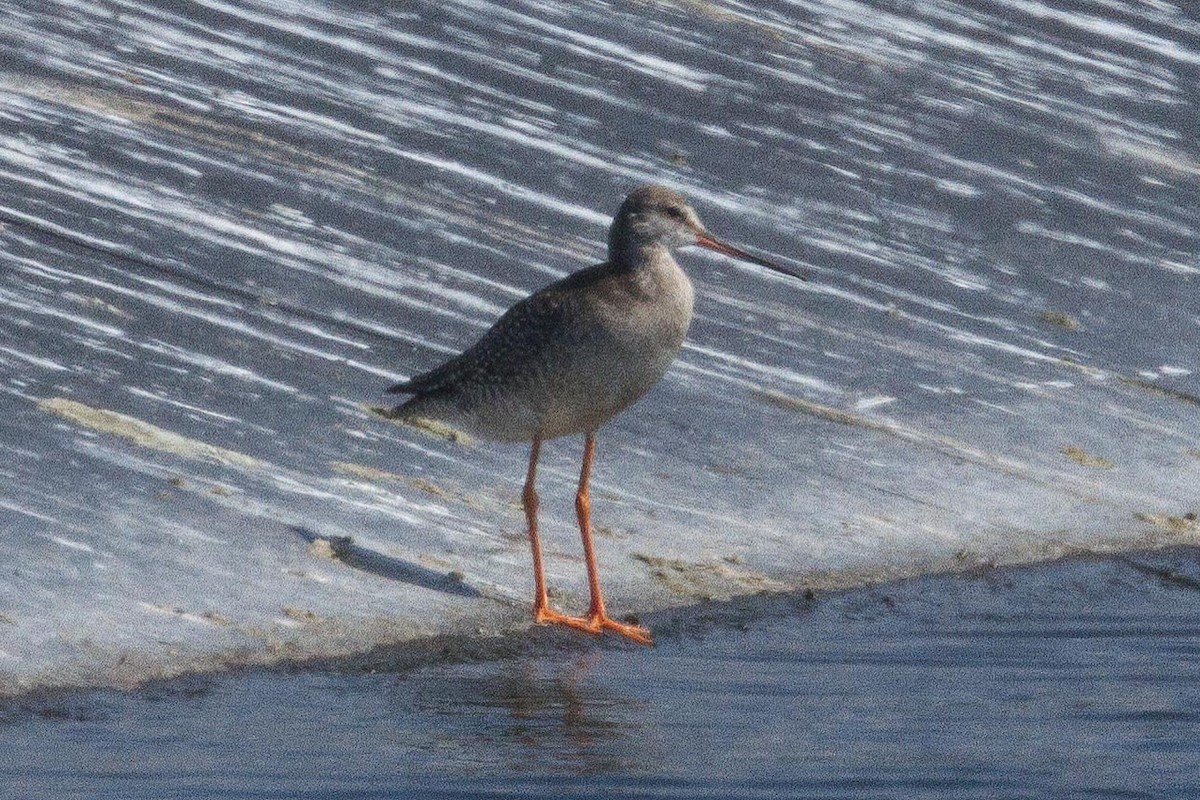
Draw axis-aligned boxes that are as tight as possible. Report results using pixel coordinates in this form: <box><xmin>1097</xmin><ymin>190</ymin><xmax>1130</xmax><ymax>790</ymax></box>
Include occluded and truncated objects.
<box><xmin>608</xmin><ymin>215</ymin><xmax>664</xmax><ymax>267</ymax></box>
<box><xmin>608</xmin><ymin>243</ymin><xmax>689</xmax><ymax>304</ymax></box>
<box><xmin>608</xmin><ymin>239</ymin><xmax>671</xmax><ymax>273</ymax></box>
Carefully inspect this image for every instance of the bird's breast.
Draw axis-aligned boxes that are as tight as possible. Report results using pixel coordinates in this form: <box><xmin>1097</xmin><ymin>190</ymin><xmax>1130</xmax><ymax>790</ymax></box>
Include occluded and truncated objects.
<box><xmin>530</xmin><ymin>262</ymin><xmax>693</xmax><ymax>437</ymax></box>
<box><xmin>620</xmin><ymin>260</ymin><xmax>695</xmax><ymax>360</ymax></box>
<box><xmin>447</xmin><ymin>258</ymin><xmax>696</xmax><ymax>442</ymax></box>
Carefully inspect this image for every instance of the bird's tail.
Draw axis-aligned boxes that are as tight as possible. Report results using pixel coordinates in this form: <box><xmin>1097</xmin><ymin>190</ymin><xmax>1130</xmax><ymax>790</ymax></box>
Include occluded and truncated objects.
<box><xmin>379</xmin><ymin>392</ymin><xmax>424</xmax><ymax>419</ymax></box>
<box><xmin>385</xmin><ymin>378</ymin><xmax>417</xmax><ymax>395</ymax></box>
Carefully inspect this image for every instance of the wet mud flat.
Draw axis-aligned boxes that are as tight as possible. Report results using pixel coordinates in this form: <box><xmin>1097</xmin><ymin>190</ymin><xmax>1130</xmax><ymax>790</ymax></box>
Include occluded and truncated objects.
<box><xmin>5</xmin><ymin>546</ymin><xmax>1200</xmax><ymax>800</ymax></box>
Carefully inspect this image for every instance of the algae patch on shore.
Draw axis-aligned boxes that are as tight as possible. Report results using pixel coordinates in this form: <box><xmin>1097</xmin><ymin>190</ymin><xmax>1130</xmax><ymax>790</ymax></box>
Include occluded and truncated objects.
<box><xmin>38</xmin><ymin>397</ymin><xmax>263</xmax><ymax>469</ymax></box>
<box><xmin>367</xmin><ymin>405</ymin><xmax>475</xmax><ymax>445</ymax></box>
<box><xmin>1060</xmin><ymin>445</ymin><xmax>1114</xmax><ymax>470</ymax></box>
<box><xmin>631</xmin><ymin>552</ymin><xmax>789</xmax><ymax>600</ymax></box>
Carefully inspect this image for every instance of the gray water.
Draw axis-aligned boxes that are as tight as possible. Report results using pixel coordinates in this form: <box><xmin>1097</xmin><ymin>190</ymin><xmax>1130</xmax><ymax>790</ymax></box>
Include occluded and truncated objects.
<box><xmin>7</xmin><ymin>549</ymin><xmax>1200</xmax><ymax>799</ymax></box>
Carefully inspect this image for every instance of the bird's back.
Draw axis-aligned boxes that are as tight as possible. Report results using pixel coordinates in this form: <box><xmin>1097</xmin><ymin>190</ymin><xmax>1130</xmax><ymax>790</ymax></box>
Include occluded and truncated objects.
<box><xmin>390</xmin><ymin>253</ymin><xmax>694</xmax><ymax>442</ymax></box>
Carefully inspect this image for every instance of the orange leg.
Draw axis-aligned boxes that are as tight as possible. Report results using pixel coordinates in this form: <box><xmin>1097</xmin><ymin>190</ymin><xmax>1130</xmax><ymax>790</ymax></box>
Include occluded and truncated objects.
<box><xmin>575</xmin><ymin>433</ymin><xmax>653</xmax><ymax>645</ymax></box>
<box><xmin>524</xmin><ymin>436</ymin><xmax>601</xmax><ymax>636</ymax></box>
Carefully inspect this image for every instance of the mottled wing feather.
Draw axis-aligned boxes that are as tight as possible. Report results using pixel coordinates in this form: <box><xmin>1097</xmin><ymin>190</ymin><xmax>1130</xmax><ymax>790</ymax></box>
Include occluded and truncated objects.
<box><xmin>388</xmin><ymin>265</ymin><xmax>607</xmax><ymax>398</ymax></box>
<box><xmin>386</xmin><ymin>354</ymin><xmax>467</xmax><ymax>395</ymax></box>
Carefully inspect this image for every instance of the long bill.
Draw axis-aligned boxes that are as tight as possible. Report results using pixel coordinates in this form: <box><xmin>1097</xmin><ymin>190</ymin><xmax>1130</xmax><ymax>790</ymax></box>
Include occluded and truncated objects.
<box><xmin>695</xmin><ymin>232</ymin><xmax>807</xmax><ymax>282</ymax></box>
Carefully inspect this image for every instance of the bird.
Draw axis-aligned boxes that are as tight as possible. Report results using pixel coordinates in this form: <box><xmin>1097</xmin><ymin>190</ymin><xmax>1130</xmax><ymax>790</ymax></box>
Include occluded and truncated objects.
<box><xmin>386</xmin><ymin>184</ymin><xmax>805</xmax><ymax>645</ymax></box>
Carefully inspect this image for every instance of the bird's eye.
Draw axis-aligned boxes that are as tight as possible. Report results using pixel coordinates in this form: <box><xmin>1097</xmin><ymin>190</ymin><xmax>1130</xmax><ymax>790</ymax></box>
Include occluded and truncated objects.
<box><xmin>665</xmin><ymin>206</ymin><xmax>686</xmax><ymax>220</ymax></box>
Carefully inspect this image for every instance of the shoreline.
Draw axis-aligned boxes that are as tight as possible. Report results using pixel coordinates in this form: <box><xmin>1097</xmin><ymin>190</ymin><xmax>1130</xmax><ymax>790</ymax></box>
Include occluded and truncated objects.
<box><xmin>6</xmin><ymin>540</ymin><xmax>1198</xmax><ymax>708</ymax></box>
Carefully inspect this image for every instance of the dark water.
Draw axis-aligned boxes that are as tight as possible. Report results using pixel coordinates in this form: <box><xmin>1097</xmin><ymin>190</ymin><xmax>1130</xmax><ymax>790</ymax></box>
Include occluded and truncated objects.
<box><xmin>7</xmin><ymin>550</ymin><xmax>1200</xmax><ymax>799</ymax></box>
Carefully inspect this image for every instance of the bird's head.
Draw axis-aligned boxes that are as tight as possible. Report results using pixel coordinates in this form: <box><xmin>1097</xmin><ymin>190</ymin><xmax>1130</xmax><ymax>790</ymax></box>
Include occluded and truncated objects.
<box><xmin>608</xmin><ymin>184</ymin><xmax>806</xmax><ymax>280</ymax></box>
<box><xmin>611</xmin><ymin>184</ymin><xmax>706</xmax><ymax>250</ymax></box>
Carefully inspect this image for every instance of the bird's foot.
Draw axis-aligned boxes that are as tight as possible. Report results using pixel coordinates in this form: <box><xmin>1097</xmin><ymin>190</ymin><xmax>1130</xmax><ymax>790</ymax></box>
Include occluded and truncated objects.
<box><xmin>593</xmin><ymin>614</ymin><xmax>654</xmax><ymax>646</ymax></box>
<box><xmin>534</xmin><ymin>606</ymin><xmax>603</xmax><ymax>636</ymax></box>
<box><xmin>534</xmin><ymin>606</ymin><xmax>654</xmax><ymax>645</ymax></box>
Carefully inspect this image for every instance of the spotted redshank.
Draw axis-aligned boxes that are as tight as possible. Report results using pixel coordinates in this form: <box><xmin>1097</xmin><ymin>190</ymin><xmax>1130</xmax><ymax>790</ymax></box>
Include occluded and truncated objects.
<box><xmin>387</xmin><ymin>185</ymin><xmax>804</xmax><ymax>645</ymax></box>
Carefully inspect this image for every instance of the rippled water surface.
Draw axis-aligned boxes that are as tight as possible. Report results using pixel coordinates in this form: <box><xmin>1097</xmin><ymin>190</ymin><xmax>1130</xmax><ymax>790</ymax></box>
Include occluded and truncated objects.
<box><xmin>7</xmin><ymin>550</ymin><xmax>1200</xmax><ymax>799</ymax></box>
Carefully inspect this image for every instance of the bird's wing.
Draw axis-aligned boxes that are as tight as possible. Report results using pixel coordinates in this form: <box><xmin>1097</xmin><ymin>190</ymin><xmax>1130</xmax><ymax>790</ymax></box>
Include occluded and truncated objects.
<box><xmin>387</xmin><ymin>264</ymin><xmax>609</xmax><ymax>396</ymax></box>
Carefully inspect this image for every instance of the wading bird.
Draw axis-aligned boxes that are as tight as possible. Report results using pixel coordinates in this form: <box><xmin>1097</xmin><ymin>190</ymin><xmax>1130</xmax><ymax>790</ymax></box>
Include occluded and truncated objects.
<box><xmin>387</xmin><ymin>185</ymin><xmax>805</xmax><ymax>645</ymax></box>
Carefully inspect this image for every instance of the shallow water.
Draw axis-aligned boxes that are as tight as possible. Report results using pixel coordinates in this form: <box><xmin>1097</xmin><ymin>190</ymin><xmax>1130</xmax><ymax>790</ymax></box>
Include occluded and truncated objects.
<box><xmin>7</xmin><ymin>549</ymin><xmax>1200</xmax><ymax>799</ymax></box>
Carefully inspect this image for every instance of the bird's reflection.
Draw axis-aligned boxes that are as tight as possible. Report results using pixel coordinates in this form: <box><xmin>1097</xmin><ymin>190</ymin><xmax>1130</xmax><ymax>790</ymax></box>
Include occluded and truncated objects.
<box><xmin>397</xmin><ymin>652</ymin><xmax>656</xmax><ymax>777</ymax></box>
